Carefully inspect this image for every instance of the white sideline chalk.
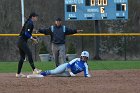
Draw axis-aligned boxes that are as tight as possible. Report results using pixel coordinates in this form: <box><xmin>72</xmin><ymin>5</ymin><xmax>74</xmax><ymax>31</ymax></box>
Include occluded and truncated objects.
<box><xmin>27</xmin><ymin>74</ymin><xmax>44</xmax><ymax>78</ymax></box>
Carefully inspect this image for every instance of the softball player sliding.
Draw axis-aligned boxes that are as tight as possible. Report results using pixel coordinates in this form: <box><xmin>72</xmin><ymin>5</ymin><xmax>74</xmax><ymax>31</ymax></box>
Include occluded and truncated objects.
<box><xmin>41</xmin><ymin>51</ymin><xmax>91</xmax><ymax>77</ymax></box>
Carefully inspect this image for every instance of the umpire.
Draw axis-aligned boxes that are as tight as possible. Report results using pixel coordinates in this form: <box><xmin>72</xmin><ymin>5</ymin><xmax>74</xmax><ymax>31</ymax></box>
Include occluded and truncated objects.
<box><xmin>16</xmin><ymin>12</ymin><xmax>41</xmax><ymax>78</ymax></box>
<box><xmin>38</xmin><ymin>18</ymin><xmax>82</xmax><ymax>76</ymax></box>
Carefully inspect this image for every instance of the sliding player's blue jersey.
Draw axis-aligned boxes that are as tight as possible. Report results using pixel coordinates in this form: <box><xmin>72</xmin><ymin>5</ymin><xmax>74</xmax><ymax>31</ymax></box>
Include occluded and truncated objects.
<box><xmin>67</xmin><ymin>58</ymin><xmax>90</xmax><ymax>77</ymax></box>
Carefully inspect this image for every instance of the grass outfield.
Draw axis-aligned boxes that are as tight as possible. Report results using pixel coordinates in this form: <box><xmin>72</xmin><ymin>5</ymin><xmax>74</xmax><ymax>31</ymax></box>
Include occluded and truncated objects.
<box><xmin>0</xmin><ymin>61</ymin><xmax>140</xmax><ymax>73</ymax></box>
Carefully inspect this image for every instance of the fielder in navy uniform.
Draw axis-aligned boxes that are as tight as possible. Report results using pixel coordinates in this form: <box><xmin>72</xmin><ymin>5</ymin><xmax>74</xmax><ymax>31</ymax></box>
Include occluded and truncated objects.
<box><xmin>16</xmin><ymin>12</ymin><xmax>41</xmax><ymax>78</ymax></box>
<box><xmin>40</xmin><ymin>51</ymin><xmax>91</xmax><ymax>77</ymax></box>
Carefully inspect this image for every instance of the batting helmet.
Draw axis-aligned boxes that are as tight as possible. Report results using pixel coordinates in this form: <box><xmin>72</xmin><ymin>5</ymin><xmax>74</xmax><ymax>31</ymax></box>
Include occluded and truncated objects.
<box><xmin>81</xmin><ymin>51</ymin><xmax>89</xmax><ymax>58</ymax></box>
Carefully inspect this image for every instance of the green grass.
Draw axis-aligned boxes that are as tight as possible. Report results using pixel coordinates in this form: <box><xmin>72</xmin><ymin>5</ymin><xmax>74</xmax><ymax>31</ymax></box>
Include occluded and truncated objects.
<box><xmin>0</xmin><ymin>61</ymin><xmax>140</xmax><ymax>73</ymax></box>
<box><xmin>0</xmin><ymin>61</ymin><xmax>56</xmax><ymax>73</ymax></box>
<box><xmin>89</xmin><ymin>61</ymin><xmax>140</xmax><ymax>70</ymax></box>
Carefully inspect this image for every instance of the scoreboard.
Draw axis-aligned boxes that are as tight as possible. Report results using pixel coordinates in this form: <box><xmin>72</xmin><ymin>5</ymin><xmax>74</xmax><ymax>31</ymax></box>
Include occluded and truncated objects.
<box><xmin>64</xmin><ymin>0</ymin><xmax>128</xmax><ymax>20</ymax></box>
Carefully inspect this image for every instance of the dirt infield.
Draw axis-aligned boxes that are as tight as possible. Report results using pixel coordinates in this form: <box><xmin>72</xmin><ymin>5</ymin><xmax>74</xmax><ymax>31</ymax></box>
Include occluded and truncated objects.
<box><xmin>0</xmin><ymin>70</ymin><xmax>140</xmax><ymax>93</ymax></box>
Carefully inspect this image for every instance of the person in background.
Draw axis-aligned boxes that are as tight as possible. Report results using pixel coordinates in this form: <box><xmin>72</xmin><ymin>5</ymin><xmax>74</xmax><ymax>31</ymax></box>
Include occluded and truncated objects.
<box><xmin>38</xmin><ymin>18</ymin><xmax>83</xmax><ymax>76</ymax></box>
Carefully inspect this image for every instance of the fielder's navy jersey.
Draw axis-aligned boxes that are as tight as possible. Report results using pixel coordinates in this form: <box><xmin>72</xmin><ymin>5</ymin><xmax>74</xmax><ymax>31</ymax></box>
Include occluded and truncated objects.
<box><xmin>67</xmin><ymin>58</ymin><xmax>90</xmax><ymax>77</ymax></box>
<box><xmin>19</xmin><ymin>19</ymin><xmax>34</xmax><ymax>42</ymax></box>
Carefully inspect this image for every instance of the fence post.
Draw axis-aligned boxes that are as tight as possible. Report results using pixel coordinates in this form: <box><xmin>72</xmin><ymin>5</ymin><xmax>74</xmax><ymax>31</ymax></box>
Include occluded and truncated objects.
<box><xmin>93</xmin><ymin>20</ymin><xmax>101</xmax><ymax>60</ymax></box>
<box><xmin>124</xmin><ymin>36</ymin><xmax>127</xmax><ymax>61</ymax></box>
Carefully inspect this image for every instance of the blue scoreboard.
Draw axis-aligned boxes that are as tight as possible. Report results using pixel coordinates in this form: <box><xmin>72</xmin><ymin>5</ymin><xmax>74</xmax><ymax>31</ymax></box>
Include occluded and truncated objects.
<box><xmin>64</xmin><ymin>0</ymin><xmax>128</xmax><ymax>20</ymax></box>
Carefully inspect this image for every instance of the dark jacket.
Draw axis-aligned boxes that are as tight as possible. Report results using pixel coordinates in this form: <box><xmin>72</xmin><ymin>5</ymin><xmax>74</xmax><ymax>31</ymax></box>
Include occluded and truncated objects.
<box><xmin>39</xmin><ymin>25</ymin><xmax>77</xmax><ymax>44</ymax></box>
<box><xmin>19</xmin><ymin>19</ymin><xmax>34</xmax><ymax>42</ymax></box>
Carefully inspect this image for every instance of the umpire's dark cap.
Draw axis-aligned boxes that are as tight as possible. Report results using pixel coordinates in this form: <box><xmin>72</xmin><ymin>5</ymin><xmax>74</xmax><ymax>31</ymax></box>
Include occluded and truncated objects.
<box><xmin>55</xmin><ymin>18</ymin><xmax>62</xmax><ymax>21</ymax></box>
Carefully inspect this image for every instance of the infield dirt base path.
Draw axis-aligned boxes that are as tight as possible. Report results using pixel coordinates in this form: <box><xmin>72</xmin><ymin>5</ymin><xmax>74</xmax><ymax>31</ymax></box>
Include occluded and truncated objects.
<box><xmin>0</xmin><ymin>70</ymin><xmax>140</xmax><ymax>93</ymax></box>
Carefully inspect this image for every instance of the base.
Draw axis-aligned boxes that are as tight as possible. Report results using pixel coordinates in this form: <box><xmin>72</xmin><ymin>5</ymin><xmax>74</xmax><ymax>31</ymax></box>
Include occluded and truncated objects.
<box><xmin>27</xmin><ymin>74</ymin><xmax>44</xmax><ymax>78</ymax></box>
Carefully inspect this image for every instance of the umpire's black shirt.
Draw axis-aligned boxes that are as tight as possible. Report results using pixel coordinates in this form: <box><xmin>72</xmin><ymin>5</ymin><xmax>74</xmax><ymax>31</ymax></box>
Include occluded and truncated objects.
<box><xmin>39</xmin><ymin>25</ymin><xmax>77</xmax><ymax>44</ymax></box>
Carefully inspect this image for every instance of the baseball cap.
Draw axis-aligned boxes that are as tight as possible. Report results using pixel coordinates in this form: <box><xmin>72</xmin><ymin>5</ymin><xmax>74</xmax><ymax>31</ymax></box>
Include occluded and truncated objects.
<box><xmin>55</xmin><ymin>18</ymin><xmax>62</xmax><ymax>21</ymax></box>
<box><xmin>29</xmin><ymin>12</ymin><xmax>38</xmax><ymax>17</ymax></box>
<box><xmin>81</xmin><ymin>51</ymin><xmax>89</xmax><ymax>58</ymax></box>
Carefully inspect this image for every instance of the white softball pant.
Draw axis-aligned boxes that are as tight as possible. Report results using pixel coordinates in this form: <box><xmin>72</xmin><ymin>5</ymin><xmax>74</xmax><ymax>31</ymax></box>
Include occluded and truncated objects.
<box><xmin>49</xmin><ymin>63</ymin><xmax>68</xmax><ymax>75</ymax></box>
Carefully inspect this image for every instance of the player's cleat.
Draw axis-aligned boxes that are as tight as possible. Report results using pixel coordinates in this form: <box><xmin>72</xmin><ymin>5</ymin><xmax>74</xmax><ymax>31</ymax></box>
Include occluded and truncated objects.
<box><xmin>40</xmin><ymin>71</ymin><xmax>50</xmax><ymax>76</ymax></box>
<box><xmin>40</xmin><ymin>71</ymin><xmax>47</xmax><ymax>76</ymax></box>
<box><xmin>16</xmin><ymin>73</ymin><xmax>26</xmax><ymax>78</ymax></box>
<box><xmin>33</xmin><ymin>68</ymin><xmax>42</xmax><ymax>74</ymax></box>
